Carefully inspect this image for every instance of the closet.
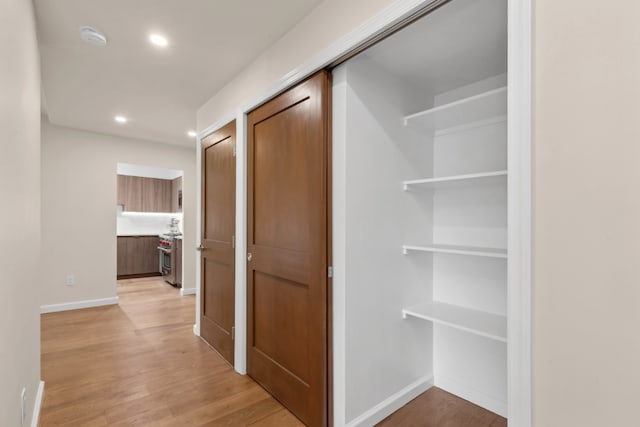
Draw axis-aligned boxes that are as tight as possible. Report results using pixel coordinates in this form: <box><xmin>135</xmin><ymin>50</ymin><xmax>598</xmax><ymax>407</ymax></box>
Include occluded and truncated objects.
<box><xmin>332</xmin><ymin>0</ymin><xmax>508</xmax><ymax>422</ymax></box>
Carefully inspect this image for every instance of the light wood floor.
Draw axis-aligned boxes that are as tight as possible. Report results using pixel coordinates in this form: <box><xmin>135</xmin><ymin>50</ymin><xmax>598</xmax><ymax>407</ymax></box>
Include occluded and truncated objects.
<box><xmin>41</xmin><ymin>277</ymin><xmax>506</xmax><ymax>426</ymax></box>
<box><xmin>40</xmin><ymin>277</ymin><xmax>303</xmax><ymax>426</ymax></box>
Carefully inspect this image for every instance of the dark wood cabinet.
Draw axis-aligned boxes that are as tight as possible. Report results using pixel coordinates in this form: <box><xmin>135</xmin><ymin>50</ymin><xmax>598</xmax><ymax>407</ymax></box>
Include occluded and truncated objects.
<box><xmin>117</xmin><ymin>236</ymin><xmax>160</xmax><ymax>278</ymax></box>
<box><xmin>117</xmin><ymin>175</ymin><xmax>172</xmax><ymax>213</ymax></box>
<box><xmin>141</xmin><ymin>177</ymin><xmax>171</xmax><ymax>213</ymax></box>
<box><xmin>117</xmin><ymin>175</ymin><xmax>143</xmax><ymax>211</ymax></box>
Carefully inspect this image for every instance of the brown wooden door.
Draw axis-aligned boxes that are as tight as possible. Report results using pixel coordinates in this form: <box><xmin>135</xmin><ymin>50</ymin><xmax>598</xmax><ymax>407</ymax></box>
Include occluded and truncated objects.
<box><xmin>201</xmin><ymin>121</ymin><xmax>236</xmax><ymax>365</ymax></box>
<box><xmin>247</xmin><ymin>71</ymin><xmax>330</xmax><ymax>427</ymax></box>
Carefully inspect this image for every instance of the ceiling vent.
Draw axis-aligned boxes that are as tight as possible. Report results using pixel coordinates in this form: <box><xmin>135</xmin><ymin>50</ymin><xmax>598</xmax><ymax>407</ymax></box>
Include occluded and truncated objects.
<box><xmin>79</xmin><ymin>26</ymin><xmax>107</xmax><ymax>47</ymax></box>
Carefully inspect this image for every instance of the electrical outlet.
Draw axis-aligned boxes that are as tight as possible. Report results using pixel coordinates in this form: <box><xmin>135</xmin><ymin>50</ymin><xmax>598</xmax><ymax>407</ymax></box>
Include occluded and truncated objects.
<box><xmin>20</xmin><ymin>387</ymin><xmax>26</xmax><ymax>426</ymax></box>
<box><xmin>66</xmin><ymin>274</ymin><xmax>75</xmax><ymax>286</ymax></box>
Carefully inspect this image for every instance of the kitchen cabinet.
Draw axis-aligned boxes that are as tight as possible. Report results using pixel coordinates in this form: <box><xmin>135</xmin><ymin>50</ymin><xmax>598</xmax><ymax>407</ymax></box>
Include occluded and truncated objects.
<box><xmin>141</xmin><ymin>177</ymin><xmax>171</xmax><ymax>213</ymax></box>
<box><xmin>171</xmin><ymin>176</ymin><xmax>182</xmax><ymax>213</ymax></box>
<box><xmin>117</xmin><ymin>175</ymin><xmax>142</xmax><ymax>212</ymax></box>
<box><xmin>117</xmin><ymin>175</ymin><xmax>172</xmax><ymax>212</ymax></box>
<box><xmin>117</xmin><ymin>236</ymin><xmax>160</xmax><ymax>278</ymax></box>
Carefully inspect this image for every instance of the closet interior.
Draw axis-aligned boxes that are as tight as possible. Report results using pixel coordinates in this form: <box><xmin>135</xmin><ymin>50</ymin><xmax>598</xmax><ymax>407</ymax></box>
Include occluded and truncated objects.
<box><xmin>332</xmin><ymin>0</ymin><xmax>508</xmax><ymax>422</ymax></box>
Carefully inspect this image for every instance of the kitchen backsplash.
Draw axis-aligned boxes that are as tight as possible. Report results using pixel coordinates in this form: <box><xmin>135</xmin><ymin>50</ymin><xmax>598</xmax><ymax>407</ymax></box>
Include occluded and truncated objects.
<box><xmin>116</xmin><ymin>205</ymin><xmax>183</xmax><ymax>236</ymax></box>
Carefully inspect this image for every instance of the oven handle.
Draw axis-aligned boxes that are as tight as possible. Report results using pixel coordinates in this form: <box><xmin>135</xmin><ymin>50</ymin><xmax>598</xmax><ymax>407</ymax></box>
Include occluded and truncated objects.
<box><xmin>157</xmin><ymin>247</ymin><xmax>172</xmax><ymax>254</ymax></box>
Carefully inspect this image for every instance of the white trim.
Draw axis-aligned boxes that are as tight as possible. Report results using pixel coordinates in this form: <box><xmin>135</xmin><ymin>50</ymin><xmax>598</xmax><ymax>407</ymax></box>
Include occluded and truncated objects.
<box><xmin>332</xmin><ymin>63</ymin><xmax>347</xmax><ymax>426</ymax></box>
<box><xmin>233</xmin><ymin>113</ymin><xmax>248</xmax><ymax>375</ymax></box>
<box><xmin>180</xmin><ymin>287</ymin><xmax>196</xmax><ymax>296</ymax></box>
<box><xmin>40</xmin><ymin>297</ymin><xmax>119</xmax><ymax>314</ymax></box>
<box><xmin>195</xmin><ymin>134</ymin><xmax>202</xmax><ymax>349</ymax></box>
<box><xmin>345</xmin><ymin>376</ymin><xmax>434</xmax><ymax>427</ymax></box>
<box><xmin>436</xmin><ymin>374</ymin><xmax>507</xmax><ymax>418</ymax></box>
<box><xmin>193</xmin><ymin>323</ymin><xmax>200</xmax><ymax>336</ymax></box>
<box><xmin>196</xmin><ymin>115</ymin><xmax>248</xmax><ymax>375</ymax></box>
<box><xmin>507</xmin><ymin>0</ymin><xmax>533</xmax><ymax>425</ymax></box>
<box><xmin>30</xmin><ymin>380</ymin><xmax>44</xmax><ymax>427</ymax></box>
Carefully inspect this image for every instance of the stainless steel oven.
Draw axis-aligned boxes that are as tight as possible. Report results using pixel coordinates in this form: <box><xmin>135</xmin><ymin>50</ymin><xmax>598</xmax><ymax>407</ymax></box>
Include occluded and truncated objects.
<box><xmin>158</xmin><ymin>233</ymin><xmax>179</xmax><ymax>286</ymax></box>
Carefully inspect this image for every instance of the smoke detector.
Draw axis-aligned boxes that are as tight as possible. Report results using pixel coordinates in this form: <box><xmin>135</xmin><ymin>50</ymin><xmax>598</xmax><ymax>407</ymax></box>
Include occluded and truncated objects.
<box><xmin>79</xmin><ymin>26</ymin><xmax>107</xmax><ymax>47</ymax></box>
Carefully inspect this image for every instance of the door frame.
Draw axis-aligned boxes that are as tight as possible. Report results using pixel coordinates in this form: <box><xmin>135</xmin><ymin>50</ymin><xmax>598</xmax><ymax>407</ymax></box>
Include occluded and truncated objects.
<box><xmin>199</xmin><ymin>120</ymin><xmax>237</xmax><ymax>365</ymax></box>
<box><xmin>195</xmin><ymin>0</ymin><xmax>532</xmax><ymax>425</ymax></box>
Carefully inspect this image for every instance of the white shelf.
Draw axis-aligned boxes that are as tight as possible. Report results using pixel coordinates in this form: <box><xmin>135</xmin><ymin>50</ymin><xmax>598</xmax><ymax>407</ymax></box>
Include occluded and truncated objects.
<box><xmin>403</xmin><ymin>170</ymin><xmax>507</xmax><ymax>191</ymax></box>
<box><xmin>402</xmin><ymin>244</ymin><xmax>507</xmax><ymax>259</ymax></box>
<box><xmin>404</xmin><ymin>87</ymin><xmax>507</xmax><ymax>132</ymax></box>
<box><xmin>402</xmin><ymin>301</ymin><xmax>507</xmax><ymax>342</ymax></box>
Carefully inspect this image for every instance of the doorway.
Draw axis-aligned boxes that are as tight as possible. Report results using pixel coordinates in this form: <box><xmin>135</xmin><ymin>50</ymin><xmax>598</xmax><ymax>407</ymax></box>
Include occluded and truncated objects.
<box><xmin>115</xmin><ymin>163</ymin><xmax>184</xmax><ymax>292</ymax></box>
<box><xmin>246</xmin><ymin>71</ymin><xmax>331</xmax><ymax>427</ymax></box>
<box><xmin>200</xmin><ymin>122</ymin><xmax>237</xmax><ymax>366</ymax></box>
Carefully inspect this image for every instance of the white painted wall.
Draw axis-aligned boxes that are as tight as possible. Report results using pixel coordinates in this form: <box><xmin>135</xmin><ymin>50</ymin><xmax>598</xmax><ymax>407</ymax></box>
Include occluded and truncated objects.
<box><xmin>533</xmin><ymin>1</ymin><xmax>640</xmax><ymax>425</ymax></box>
<box><xmin>40</xmin><ymin>122</ymin><xmax>198</xmax><ymax>305</ymax></box>
<box><xmin>333</xmin><ymin>56</ymin><xmax>434</xmax><ymax>425</ymax></box>
<box><xmin>0</xmin><ymin>0</ymin><xmax>42</xmax><ymax>425</ymax></box>
<box><xmin>431</xmin><ymin>78</ymin><xmax>508</xmax><ymax>415</ymax></box>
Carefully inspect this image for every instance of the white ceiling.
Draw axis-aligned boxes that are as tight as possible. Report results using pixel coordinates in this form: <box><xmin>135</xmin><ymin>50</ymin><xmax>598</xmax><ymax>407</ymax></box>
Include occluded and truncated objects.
<box><xmin>35</xmin><ymin>0</ymin><xmax>322</xmax><ymax>147</ymax></box>
<box><xmin>362</xmin><ymin>0</ymin><xmax>507</xmax><ymax>99</ymax></box>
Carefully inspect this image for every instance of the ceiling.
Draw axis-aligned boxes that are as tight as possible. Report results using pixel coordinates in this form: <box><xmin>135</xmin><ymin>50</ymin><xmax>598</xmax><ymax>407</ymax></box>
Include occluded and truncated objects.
<box><xmin>35</xmin><ymin>0</ymin><xmax>322</xmax><ymax>147</ymax></box>
<box><xmin>362</xmin><ymin>0</ymin><xmax>507</xmax><ymax>100</ymax></box>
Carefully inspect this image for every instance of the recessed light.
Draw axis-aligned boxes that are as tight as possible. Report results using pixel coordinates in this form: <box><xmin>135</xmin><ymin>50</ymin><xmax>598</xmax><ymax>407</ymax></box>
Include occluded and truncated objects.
<box><xmin>188</xmin><ymin>131</ymin><xmax>197</xmax><ymax>137</ymax></box>
<box><xmin>115</xmin><ymin>116</ymin><xmax>127</xmax><ymax>123</ymax></box>
<box><xmin>149</xmin><ymin>34</ymin><xmax>168</xmax><ymax>47</ymax></box>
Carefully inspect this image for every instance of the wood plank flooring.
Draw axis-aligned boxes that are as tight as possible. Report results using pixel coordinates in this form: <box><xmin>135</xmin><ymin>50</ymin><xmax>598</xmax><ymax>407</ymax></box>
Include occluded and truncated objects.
<box><xmin>41</xmin><ymin>276</ymin><xmax>506</xmax><ymax>426</ymax></box>
<box><xmin>40</xmin><ymin>277</ymin><xmax>303</xmax><ymax>427</ymax></box>
<box><xmin>376</xmin><ymin>387</ymin><xmax>507</xmax><ymax>427</ymax></box>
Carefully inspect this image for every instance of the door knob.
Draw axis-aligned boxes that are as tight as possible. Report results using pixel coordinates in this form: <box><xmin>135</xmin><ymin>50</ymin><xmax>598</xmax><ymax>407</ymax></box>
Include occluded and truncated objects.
<box><xmin>247</xmin><ymin>252</ymin><xmax>252</xmax><ymax>261</ymax></box>
<box><xmin>196</xmin><ymin>244</ymin><xmax>205</xmax><ymax>251</ymax></box>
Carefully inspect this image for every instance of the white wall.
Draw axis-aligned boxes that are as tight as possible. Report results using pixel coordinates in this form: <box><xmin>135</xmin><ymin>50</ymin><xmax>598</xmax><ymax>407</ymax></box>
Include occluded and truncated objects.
<box><xmin>40</xmin><ymin>122</ymin><xmax>197</xmax><ymax>306</ymax></box>
<box><xmin>533</xmin><ymin>1</ymin><xmax>640</xmax><ymax>426</ymax></box>
<box><xmin>333</xmin><ymin>56</ymin><xmax>433</xmax><ymax>425</ymax></box>
<box><xmin>431</xmin><ymin>79</ymin><xmax>508</xmax><ymax>415</ymax></box>
<box><xmin>0</xmin><ymin>0</ymin><xmax>42</xmax><ymax>424</ymax></box>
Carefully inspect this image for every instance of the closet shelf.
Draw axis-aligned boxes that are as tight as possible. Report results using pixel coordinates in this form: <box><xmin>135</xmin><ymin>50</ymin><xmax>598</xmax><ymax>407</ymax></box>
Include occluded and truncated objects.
<box><xmin>403</xmin><ymin>170</ymin><xmax>507</xmax><ymax>191</ymax></box>
<box><xmin>402</xmin><ymin>301</ymin><xmax>507</xmax><ymax>342</ymax></box>
<box><xmin>403</xmin><ymin>86</ymin><xmax>507</xmax><ymax>132</ymax></box>
<box><xmin>402</xmin><ymin>244</ymin><xmax>507</xmax><ymax>259</ymax></box>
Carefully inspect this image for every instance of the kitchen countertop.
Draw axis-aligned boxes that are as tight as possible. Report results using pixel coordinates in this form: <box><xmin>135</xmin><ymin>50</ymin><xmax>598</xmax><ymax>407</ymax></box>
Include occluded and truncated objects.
<box><xmin>117</xmin><ymin>234</ymin><xmax>160</xmax><ymax>237</ymax></box>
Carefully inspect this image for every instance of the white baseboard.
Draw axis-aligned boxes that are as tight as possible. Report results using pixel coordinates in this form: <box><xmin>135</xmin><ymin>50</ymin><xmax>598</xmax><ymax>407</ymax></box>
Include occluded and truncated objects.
<box><xmin>31</xmin><ymin>380</ymin><xmax>44</xmax><ymax>427</ymax></box>
<box><xmin>435</xmin><ymin>374</ymin><xmax>507</xmax><ymax>418</ymax></box>
<box><xmin>181</xmin><ymin>288</ymin><xmax>196</xmax><ymax>296</ymax></box>
<box><xmin>40</xmin><ymin>297</ymin><xmax>119</xmax><ymax>314</ymax></box>
<box><xmin>346</xmin><ymin>376</ymin><xmax>433</xmax><ymax>427</ymax></box>
<box><xmin>193</xmin><ymin>324</ymin><xmax>200</xmax><ymax>336</ymax></box>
